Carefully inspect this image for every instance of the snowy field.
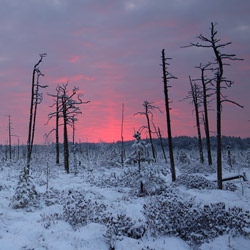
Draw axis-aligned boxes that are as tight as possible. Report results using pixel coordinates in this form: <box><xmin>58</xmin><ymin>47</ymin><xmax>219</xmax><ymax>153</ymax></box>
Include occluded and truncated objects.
<box><xmin>0</xmin><ymin>146</ymin><xmax>250</xmax><ymax>250</ymax></box>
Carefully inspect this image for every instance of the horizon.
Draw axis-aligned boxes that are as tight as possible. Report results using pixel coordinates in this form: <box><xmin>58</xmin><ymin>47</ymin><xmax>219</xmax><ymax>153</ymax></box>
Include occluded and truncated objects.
<box><xmin>0</xmin><ymin>0</ymin><xmax>249</xmax><ymax>144</ymax></box>
<box><xmin>2</xmin><ymin>135</ymin><xmax>250</xmax><ymax>147</ymax></box>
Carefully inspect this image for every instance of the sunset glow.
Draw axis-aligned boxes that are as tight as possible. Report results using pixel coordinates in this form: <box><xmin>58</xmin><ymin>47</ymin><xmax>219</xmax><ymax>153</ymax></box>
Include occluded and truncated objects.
<box><xmin>0</xmin><ymin>0</ymin><xmax>249</xmax><ymax>144</ymax></box>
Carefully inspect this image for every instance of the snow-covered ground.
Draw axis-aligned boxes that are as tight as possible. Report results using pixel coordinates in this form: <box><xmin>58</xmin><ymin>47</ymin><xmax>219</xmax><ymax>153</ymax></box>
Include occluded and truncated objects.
<box><xmin>0</xmin><ymin>148</ymin><xmax>250</xmax><ymax>250</ymax></box>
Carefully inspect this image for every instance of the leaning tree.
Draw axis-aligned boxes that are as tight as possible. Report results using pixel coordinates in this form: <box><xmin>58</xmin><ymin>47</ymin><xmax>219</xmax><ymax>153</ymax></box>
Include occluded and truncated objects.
<box><xmin>48</xmin><ymin>82</ymin><xmax>89</xmax><ymax>173</ymax></box>
<box><xmin>184</xmin><ymin>22</ymin><xmax>243</xmax><ymax>189</ymax></box>
<box><xmin>26</xmin><ymin>53</ymin><xmax>47</xmax><ymax>175</ymax></box>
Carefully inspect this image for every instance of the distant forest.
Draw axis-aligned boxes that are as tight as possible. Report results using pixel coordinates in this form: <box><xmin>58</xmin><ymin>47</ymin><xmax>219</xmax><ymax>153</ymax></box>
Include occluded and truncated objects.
<box><xmin>113</xmin><ymin>136</ymin><xmax>250</xmax><ymax>151</ymax></box>
<box><xmin>1</xmin><ymin>136</ymin><xmax>250</xmax><ymax>157</ymax></box>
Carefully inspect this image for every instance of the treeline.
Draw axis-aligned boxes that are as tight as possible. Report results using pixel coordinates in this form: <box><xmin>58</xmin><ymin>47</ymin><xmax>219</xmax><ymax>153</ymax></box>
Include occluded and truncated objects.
<box><xmin>119</xmin><ymin>136</ymin><xmax>250</xmax><ymax>151</ymax></box>
<box><xmin>1</xmin><ymin>136</ymin><xmax>249</xmax><ymax>161</ymax></box>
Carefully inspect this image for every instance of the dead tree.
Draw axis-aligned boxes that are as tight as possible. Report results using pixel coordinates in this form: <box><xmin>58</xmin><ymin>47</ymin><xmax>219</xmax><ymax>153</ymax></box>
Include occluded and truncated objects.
<box><xmin>8</xmin><ymin>115</ymin><xmax>12</xmax><ymax>160</ymax></box>
<box><xmin>134</xmin><ymin>100</ymin><xmax>160</xmax><ymax>160</ymax></box>
<box><xmin>72</xmin><ymin>116</ymin><xmax>78</xmax><ymax>175</ymax></box>
<box><xmin>186</xmin><ymin>76</ymin><xmax>204</xmax><ymax>164</ymax></box>
<box><xmin>26</xmin><ymin>53</ymin><xmax>47</xmax><ymax>175</ymax></box>
<box><xmin>121</xmin><ymin>103</ymin><xmax>125</xmax><ymax>167</ymax></box>
<box><xmin>48</xmin><ymin>83</ymin><xmax>89</xmax><ymax>173</ymax></box>
<box><xmin>152</xmin><ymin>121</ymin><xmax>167</xmax><ymax>162</ymax></box>
<box><xmin>157</xmin><ymin>127</ymin><xmax>167</xmax><ymax>162</ymax></box>
<box><xmin>195</xmin><ymin>63</ymin><xmax>214</xmax><ymax>165</ymax></box>
<box><xmin>161</xmin><ymin>49</ymin><xmax>177</xmax><ymax>182</ymax></box>
<box><xmin>17</xmin><ymin>137</ymin><xmax>20</xmax><ymax>160</ymax></box>
<box><xmin>47</xmin><ymin>86</ymin><xmax>61</xmax><ymax>165</ymax></box>
<box><xmin>184</xmin><ymin>23</ymin><xmax>243</xmax><ymax>189</ymax></box>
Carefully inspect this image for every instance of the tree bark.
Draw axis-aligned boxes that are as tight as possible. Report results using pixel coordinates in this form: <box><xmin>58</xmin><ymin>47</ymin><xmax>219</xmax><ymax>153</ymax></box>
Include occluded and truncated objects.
<box><xmin>216</xmin><ymin>74</ymin><xmax>222</xmax><ymax>189</ymax></box>
<box><xmin>8</xmin><ymin>115</ymin><xmax>12</xmax><ymax>160</ymax></box>
<box><xmin>201</xmin><ymin>68</ymin><xmax>212</xmax><ymax>165</ymax></box>
<box><xmin>161</xmin><ymin>49</ymin><xmax>176</xmax><ymax>182</ymax></box>
<box><xmin>56</xmin><ymin>96</ymin><xmax>60</xmax><ymax>165</ymax></box>
<box><xmin>145</xmin><ymin>110</ymin><xmax>156</xmax><ymax>160</ymax></box>
<box><xmin>63</xmin><ymin>99</ymin><xmax>69</xmax><ymax>173</ymax></box>
<box><xmin>121</xmin><ymin>103</ymin><xmax>124</xmax><ymax>167</ymax></box>
<box><xmin>26</xmin><ymin>65</ymin><xmax>36</xmax><ymax>174</ymax></box>
<box><xmin>158</xmin><ymin>127</ymin><xmax>167</xmax><ymax>162</ymax></box>
<box><xmin>189</xmin><ymin>76</ymin><xmax>204</xmax><ymax>164</ymax></box>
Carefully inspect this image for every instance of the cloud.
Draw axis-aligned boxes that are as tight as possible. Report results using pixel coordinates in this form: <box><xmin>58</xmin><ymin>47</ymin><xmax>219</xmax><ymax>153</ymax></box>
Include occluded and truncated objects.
<box><xmin>0</xmin><ymin>0</ymin><xmax>249</xmax><ymax>143</ymax></box>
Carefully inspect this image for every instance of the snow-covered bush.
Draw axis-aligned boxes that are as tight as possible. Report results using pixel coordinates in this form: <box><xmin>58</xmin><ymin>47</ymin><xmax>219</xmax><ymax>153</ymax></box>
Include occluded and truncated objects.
<box><xmin>246</xmin><ymin>150</ymin><xmax>250</xmax><ymax>165</ymax></box>
<box><xmin>10</xmin><ymin>170</ymin><xmax>38</xmax><ymax>209</ymax></box>
<box><xmin>125</xmin><ymin>131</ymin><xmax>153</xmax><ymax>166</ymax></box>
<box><xmin>224</xmin><ymin>182</ymin><xmax>238</xmax><ymax>191</ymax></box>
<box><xmin>176</xmin><ymin>151</ymin><xmax>190</xmax><ymax>164</ymax></box>
<box><xmin>126</xmin><ymin>131</ymin><xmax>164</xmax><ymax>195</ymax></box>
<box><xmin>143</xmin><ymin>195</ymin><xmax>250</xmax><ymax>245</ymax></box>
<box><xmin>174</xmin><ymin>174</ymin><xmax>217</xmax><ymax>190</ymax></box>
<box><xmin>140</xmin><ymin>164</ymin><xmax>168</xmax><ymax>195</ymax></box>
<box><xmin>104</xmin><ymin>213</ymin><xmax>146</xmax><ymax>249</ymax></box>
<box><xmin>178</xmin><ymin>162</ymin><xmax>216</xmax><ymax>174</ymax></box>
<box><xmin>104</xmin><ymin>213</ymin><xmax>135</xmax><ymax>249</ymax></box>
<box><xmin>42</xmin><ymin>187</ymin><xmax>65</xmax><ymax>206</ymax></box>
<box><xmin>38</xmin><ymin>213</ymin><xmax>62</xmax><ymax>229</ymax></box>
<box><xmin>62</xmin><ymin>189</ymin><xmax>107</xmax><ymax>229</ymax></box>
<box><xmin>174</xmin><ymin>174</ymin><xmax>237</xmax><ymax>191</ymax></box>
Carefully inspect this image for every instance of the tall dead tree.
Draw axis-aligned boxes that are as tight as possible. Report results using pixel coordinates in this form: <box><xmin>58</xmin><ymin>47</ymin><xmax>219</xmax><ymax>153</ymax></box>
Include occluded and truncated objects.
<box><xmin>184</xmin><ymin>23</ymin><xmax>243</xmax><ymax>189</ymax></box>
<box><xmin>8</xmin><ymin>115</ymin><xmax>12</xmax><ymax>160</ymax></box>
<box><xmin>121</xmin><ymin>103</ymin><xmax>125</xmax><ymax>167</ymax></box>
<box><xmin>187</xmin><ymin>76</ymin><xmax>204</xmax><ymax>164</ymax></box>
<box><xmin>26</xmin><ymin>53</ymin><xmax>47</xmax><ymax>175</ymax></box>
<box><xmin>134</xmin><ymin>100</ymin><xmax>160</xmax><ymax>160</ymax></box>
<box><xmin>48</xmin><ymin>83</ymin><xmax>89</xmax><ymax>173</ymax></box>
<box><xmin>55</xmin><ymin>92</ymin><xmax>60</xmax><ymax>165</ymax></box>
<box><xmin>47</xmin><ymin>86</ymin><xmax>61</xmax><ymax>165</ymax></box>
<box><xmin>161</xmin><ymin>49</ymin><xmax>176</xmax><ymax>182</ymax></box>
<box><xmin>72</xmin><ymin>116</ymin><xmax>78</xmax><ymax>175</ymax></box>
<box><xmin>195</xmin><ymin>63</ymin><xmax>214</xmax><ymax>165</ymax></box>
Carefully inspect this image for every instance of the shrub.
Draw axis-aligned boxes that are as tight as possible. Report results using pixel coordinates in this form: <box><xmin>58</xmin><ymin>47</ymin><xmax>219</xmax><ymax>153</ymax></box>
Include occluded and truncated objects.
<box><xmin>104</xmin><ymin>213</ymin><xmax>146</xmax><ymax>250</ymax></box>
<box><xmin>176</xmin><ymin>151</ymin><xmax>190</xmax><ymax>164</ymax></box>
<box><xmin>143</xmin><ymin>195</ymin><xmax>250</xmax><ymax>245</ymax></box>
<box><xmin>174</xmin><ymin>174</ymin><xmax>216</xmax><ymax>190</ymax></box>
<box><xmin>38</xmin><ymin>213</ymin><xmax>62</xmax><ymax>229</ymax></box>
<box><xmin>62</xmin><ymin>190</ymin><xmax>107</xmax><ymax>229</ymax></box>
<box><xmin>11</xmin><ymin>170</ymin><xmax>38</xmax><ymax>209</ymax></box>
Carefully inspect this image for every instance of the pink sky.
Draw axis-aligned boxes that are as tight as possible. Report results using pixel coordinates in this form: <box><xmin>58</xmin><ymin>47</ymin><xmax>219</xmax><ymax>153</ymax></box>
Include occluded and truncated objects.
<box><xmin>0</xmin><ymin>0</ymin><xmax>249</xmax><ymax>144</ymax></box>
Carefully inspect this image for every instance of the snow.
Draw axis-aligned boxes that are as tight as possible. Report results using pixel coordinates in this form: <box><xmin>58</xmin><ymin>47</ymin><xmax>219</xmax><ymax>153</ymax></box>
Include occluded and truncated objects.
<box><xmin>0</xmin><ymin>148</ymin><xmax>250</xmax><ymax>250</ymax></box>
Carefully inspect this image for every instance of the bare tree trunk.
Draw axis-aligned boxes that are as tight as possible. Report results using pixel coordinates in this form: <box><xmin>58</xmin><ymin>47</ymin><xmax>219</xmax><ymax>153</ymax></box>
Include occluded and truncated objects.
<box><xmin>72</xmin><ymin>118</ymin><xmax>78</xmax><ymax>175</ymax></box>
<box><xmin>30</xmin><ymin>81</ymin><xmax>39</xmax><ymax>154</ymax></box>
<box><xmin>138</xmin><ymin>151</ymin><xmax>144</xmax><ymax>194</ymax></box>
<box><xmin>56</xmin><ymin>96</ymin><xmax>60</xmax><ymax>165</ymax></box>
<box><xmin>158</xmin><ymin>127</ymin><xmax>167</xmax><ymax>162</ymax></box>
<box><xmin>195</xmin><ymin>107</ymin><xmax>204</xmax><ymax>164</ymax></box>
<box><xmin>26</xmin><ymin>54</ymin><xmax>46</xmax><ymax>175</ymax></box>
<box><xmin>17</xmin><ymin>138</ymin><xmax>20</xmax><ymax>160</ymax></box>
<box><xmin>161</xmin><ymin>49</ymin><xmax>176</xmax><ymax>182</ymax></box>
<box><xmin>216</xmin><ymin>74</ymin><xmax>222</xmax><ymax>189</ymax></box>
<box><xmin>200</xmin><ymin>67</ymin><xmax>212</xmax><ymax>165</ymax></box>
<box><xmin>121</xmin><ymin>103</ymin><xmax>124</xmax><ymax>167</ymax></box>
<box><xmin>8</xmin><ymin>115</ymin><xmax>12</xmax><ymax>160</ymax></box>
<box><xmin>189</xmin><ymin>76</ymin><xmax>204</xmax><ymax>164</ymax></box>
<box><xmin>145</xmin><ymin>110</ymin><xmax>156</xmax><ymax>160</ymax></box>
<box><xmin>63</xmin><ymin>99</ymin><xmax>69</xmax><ymax>173</ymax></box>
<box><xmin>26</xmin><ymin>65</ymin><xmax>36</xmax><ymax>174</ymax></box>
